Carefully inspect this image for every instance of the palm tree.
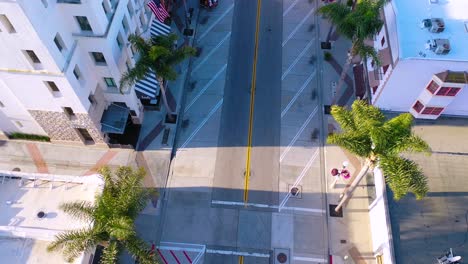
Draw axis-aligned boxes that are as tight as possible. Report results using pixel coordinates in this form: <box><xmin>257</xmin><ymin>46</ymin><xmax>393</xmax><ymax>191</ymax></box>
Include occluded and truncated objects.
<box><xmin>328</xmin><ymin>100</ymin><xmax>430</xmax><ymax>211</ymax></box>
<box><xmin>120</xmin><ymin>33</ymin><xmax>196</xmax><ymax>120</ymax></box>
<box><xmin>47</xmin><ymin>166</ymin><xmax>158</xmax><ymax>264</ymax></box>
<box><xmin>318</xmin><ymin>0</ymin><xmax>385</xmax><ymax>104</ymax></box>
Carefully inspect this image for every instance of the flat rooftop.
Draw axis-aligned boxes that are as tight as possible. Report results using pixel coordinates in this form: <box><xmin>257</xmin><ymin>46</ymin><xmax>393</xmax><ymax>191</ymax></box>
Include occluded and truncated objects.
<box><xmin>393</xmin><ymin>0</ymin><xmax>468</xmax><ymax>61</ymax></box>
<box><xmin>387</xmin><ymin>117</ymin><xmax>468</xmax><ymax>263</ymax></box>
<box><xmin>0</xmin><ymin>171</ymin><xmax>103</xmax><ymax>263</ymax></box>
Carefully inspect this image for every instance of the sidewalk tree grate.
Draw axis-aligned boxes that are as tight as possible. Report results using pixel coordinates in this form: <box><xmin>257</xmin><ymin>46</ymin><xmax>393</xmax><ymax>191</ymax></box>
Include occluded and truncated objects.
<box><xmin>165</xmin><ymin>114</ymin><xmax>178</xmax><ymax>124</ymax></box>
<box><xmin>329</xmin><ymin>204</ymin><xmax>343</xmax><ymax>217</ymax></box>
<box><xmin>324</xmin><ymin>105</ymin><xmax>331</xmax><ymax>115</ymax></box>
<box><xmin>184</xmin><ymin>28</ymin><xmax>194</xmax><ymax>36</ymax></box>
<box><xmin>321</xmin><ymin>41</ymin><xmax>332</xmax><ymax>50</ymax></box>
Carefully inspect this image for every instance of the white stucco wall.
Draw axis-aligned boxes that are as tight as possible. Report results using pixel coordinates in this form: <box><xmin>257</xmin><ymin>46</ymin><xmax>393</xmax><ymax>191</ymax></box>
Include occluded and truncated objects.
<box><xmin>373</xmin><ymin>59</ymin><xmax>468</xmax><ymax>115</ymax></box>
<box><xmin>0</xmin><ymin>0</ymin><xmax>147</xmax><ymax>135</ymax></box>
<box><xmin>369</xmin><ymin>168</ymin><xmax>396</xmax><ymax>264</ymax></box>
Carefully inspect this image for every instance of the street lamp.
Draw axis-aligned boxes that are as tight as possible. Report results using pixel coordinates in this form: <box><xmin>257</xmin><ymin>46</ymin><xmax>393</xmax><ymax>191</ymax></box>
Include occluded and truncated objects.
<box><xmin>330</xmin><ymin>161</ymin><xmax>350</xmax><ymax>189</ymax></box>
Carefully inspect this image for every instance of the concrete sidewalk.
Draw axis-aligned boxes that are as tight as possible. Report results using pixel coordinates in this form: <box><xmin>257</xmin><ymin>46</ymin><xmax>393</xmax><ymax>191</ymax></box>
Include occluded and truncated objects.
<box><xmin>316</xmin><ymin>1</ymin><xmax>377</xmax><ymax>263</ymax></box>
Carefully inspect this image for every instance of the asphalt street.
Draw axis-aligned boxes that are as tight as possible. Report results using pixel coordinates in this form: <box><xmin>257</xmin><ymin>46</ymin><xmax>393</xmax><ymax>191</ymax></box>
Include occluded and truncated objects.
<box><xmin>160</xmin><ymin>0</ymin><xmax>327</xmax><ymax>263</ymax></box>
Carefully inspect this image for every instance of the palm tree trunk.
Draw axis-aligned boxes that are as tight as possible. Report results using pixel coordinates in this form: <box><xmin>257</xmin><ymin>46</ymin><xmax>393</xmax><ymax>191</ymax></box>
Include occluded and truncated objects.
<box><xmin>335</xmin><ymin>159</ymin><xmax>371</xmax><ymax>212</ymax></box>
<box><xmin>157</xmin><ymin>77</ymin><xmax>175</xmax><ymax>118</ymax></box>
<box><xmin>331</xmin><ymin>52</ymin><xmax>353</xmax><ymax>105</ymax></box>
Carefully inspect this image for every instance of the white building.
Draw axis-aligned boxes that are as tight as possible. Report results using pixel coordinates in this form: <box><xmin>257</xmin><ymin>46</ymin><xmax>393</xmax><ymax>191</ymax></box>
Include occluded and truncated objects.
<box><xmin>0</xmin><ymin>0</ymin><xmax>169</xmax><ymax>146</ymax></box>
<box><xmin>0</xmin><ymin>170</ymin><xmax>104</xmax><ymax>263</ymax></box>
<box><xmin>367</xmin><ymin>0</ymin><xmax>468</xmax><ymax>119</ymax></box>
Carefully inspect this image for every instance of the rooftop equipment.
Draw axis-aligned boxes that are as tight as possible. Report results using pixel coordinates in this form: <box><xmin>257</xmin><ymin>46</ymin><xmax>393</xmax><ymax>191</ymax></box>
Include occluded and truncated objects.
<box><xmin>426</xmin><ymin>39</ymin><xmax>451</xmax><ymax>55</ymax></box>
<box><xmin>421</xmin><ymin>18</ymin><xmax>445</xmax><ymax>33</ymax></box>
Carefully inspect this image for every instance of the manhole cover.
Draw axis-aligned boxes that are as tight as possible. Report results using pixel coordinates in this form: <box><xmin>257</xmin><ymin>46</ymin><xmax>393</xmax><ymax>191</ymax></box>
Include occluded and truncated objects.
<box><xmin>290</xmin><ymin>187</ymin><xmax>299</xmax><ymax>196</ymax></box>
<box><xmin>277</xmin><ymin>253</ymin><xmax>287</xmax><ymax>263</ymax></box>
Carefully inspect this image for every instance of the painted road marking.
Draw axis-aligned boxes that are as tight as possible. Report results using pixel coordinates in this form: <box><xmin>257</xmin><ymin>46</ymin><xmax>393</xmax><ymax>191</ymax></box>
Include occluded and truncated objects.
<box><xmin>282</xmin><ymin>8</ymin><xmax>315</xmax><ymax>47</ymax></box>
<box><xmin>179</xmin><ymin>99</ymin><xmax>223</xmax><ymax>149</ymax></box>
<box><xmin>281</xmin><ymin>71</ymin><xmax>316</xmax><ymax>118</ymax></box>
<box><xmin>170</xmin><ymin>250</ymin><xmax>181</xmax><ymax>264</ymax></box>
<box><xmin>283</xmin><ymin>0</ymin><xmax>300</xmax><ymax>17</ymax></box>
<box><xmin>279</xmin><ymin>149</ymin><xmax>319</xmax><ymax>211</ymax></box>
<box><xmin>183</xmin><ymin>251</ymin><xmax>193</xmax><ymax>263</ymax></box>
<box><xmin>206</xmin><ymin>249</ymin><xmax>270</xmax><ymax>258</ymax></box>
<box><xmin>198</xmin><ymin>4</ymin><xmax>235</xmax><ymax>41</ymax></box>
<box><xmin>244</xmin><ymin>0</ymin><xmax>262</xmax><ymax>204</ymax></box>
<box><xmin>157</xmin><ymin>249</ymin><xmax>169</xmax><ymax>264</ymax></box>
<box><xmin>212</xmin><ymin>200</ymin><xmax>325</xmax><ymax>214</ymax></box>
<box><xmin>193</xmin><ymin>32</ymin><xmax>231</xmax><ymax>73</ymax></box>
<box><xmin>280</xmin><ymin>106</ymin><xmax>318</xmax><ymax>162</ymax></box>
<box><xmin>281</xmin><ymin>39</ymin><xmax>315</xmax><ymax>80</ymax></box>
<box><xmin>185</xmin><ymin>64</ymin><xmax>227</xmax><ymax>113</ymax></box>
<box><xmin>293</xmin><ymin>256</ymin><xmax>328</xmax><ymax>262</ymax></box>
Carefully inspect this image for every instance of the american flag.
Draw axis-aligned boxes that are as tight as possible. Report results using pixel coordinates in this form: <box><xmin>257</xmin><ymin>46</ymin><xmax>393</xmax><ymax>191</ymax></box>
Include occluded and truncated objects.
<box><xmin>147</xmin><ymin>0</ymin><xmax>170</xmax><ymax>23</ymax></box>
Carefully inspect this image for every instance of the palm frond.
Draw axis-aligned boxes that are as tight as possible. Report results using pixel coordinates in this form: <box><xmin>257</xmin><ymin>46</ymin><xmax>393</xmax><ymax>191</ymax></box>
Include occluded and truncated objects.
<box><xmin>330</xmin><ymin>105</ymin><xmax>357</xmax><ymax>132</ymax></box>
<box><xmin>47</xmin><ymin>228</ymin><xmax>99</xmax><ymax>262</ymax></box>
<box><xmin>124</xmin><ymin>235</ymin><xmax>157</xmax><ymax>264</ymax></box>
<box><xmin>100</xmin><ymin>240</ymin><xmax>120</xmax><ymax>264</ymax></box>
<box><xmin>327</xmin><ymin>132</ymin><xmax>372</xmax><ymax>158</ymax></box>
<box><xmin>59</xmin><ymin>201</ymin><xmax>95</xmax><ymax>222</ymax></box>
<box><xmin>351</xmin><ymin>100</ymin><xmax>385</xmax><ymax>130</ymax></box>
<box><xmin>380</xmin><ymin>156</ymin><xmax>428</xmax><ymax>200</ymax></box>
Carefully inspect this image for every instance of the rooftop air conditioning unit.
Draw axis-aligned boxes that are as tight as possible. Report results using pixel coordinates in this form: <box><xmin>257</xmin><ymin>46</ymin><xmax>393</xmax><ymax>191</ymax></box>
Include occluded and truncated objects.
<box><xmin>427</xmin><ymin>39</ymin><xmax>451</xmax><ymax>55</ymax></box>
<box><xmin>421</xmin><ymin>18</ymin><xmax>445</xmax><ymax>33</ymax></box>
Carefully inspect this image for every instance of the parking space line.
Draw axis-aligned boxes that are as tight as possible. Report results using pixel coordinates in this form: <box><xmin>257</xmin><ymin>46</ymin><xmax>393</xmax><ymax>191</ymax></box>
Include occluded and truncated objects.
<box><xmin>193</xmin><ymin>32</ymin><xmax>231</xmax><ymax>73</ymax></box>
<box><xmin>283</xmin><ymin>0</ymin><xmax>300</xmax><ymax>17</ymax></box>
<box><xmin>198</xmin><ymin>4</ymin><xmax>235</xmax><ymax>41</ymax></box>
<box><xmin>281</xmin><ymin>71</ymin><xmax>316</xmax><ymax>118</ymax></box>
<box><xmin>282</xmin><ymin>38</ymin><xmax>315</xmax><ymax>80</ymax></box>
<box><xmin>280</xmin><ymin>106</ymin><xmax>318</xmax><ymax>162</ymax></box>
<box><xmin>282</xmin><ymin>8</ymin><xmax>315</xmax><ymax>47</ymax></box>
<box><xmin>185</xmin><ymin>64</ymin><xmax>227</xmax><ymax>113</ymax></box>
<box><xmin>179</xmin><ymin>99</ymin><xmax>223</xmax><ymax>149</ymax></box>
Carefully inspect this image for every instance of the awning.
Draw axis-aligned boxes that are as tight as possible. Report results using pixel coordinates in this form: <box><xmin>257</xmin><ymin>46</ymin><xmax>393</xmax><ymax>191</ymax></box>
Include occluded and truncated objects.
<box><xmin>134</xmin><ymin>20</ymin><xmax>170</xmax><ymax>104</ymax></box>
<box><xmin>150</xmin><ymin>20</ymin><xmax>171</xmax><ymax>38</ymax></box>
<box><xmin>135</xmin><ymin>71</ymin><xmax>159</xmax><ymax>104</ymax></box>
<box><xmin>100</xmin><ymin>103</ymin><xmax>130</xmax><ymax>134</ymax></box>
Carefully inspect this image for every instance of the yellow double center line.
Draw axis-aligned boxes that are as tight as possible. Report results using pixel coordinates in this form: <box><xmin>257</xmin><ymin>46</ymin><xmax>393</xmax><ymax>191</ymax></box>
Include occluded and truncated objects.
<box><xmin>243</xmin><ymin>0</ymin><xmax>263</xmax><ymax>204</ymax></box>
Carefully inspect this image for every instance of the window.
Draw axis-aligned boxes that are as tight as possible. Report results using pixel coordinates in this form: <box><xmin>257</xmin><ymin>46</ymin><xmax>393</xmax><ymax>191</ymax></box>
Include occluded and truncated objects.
<box><xmin>436</xmin><ymin>87</ymin><xmax>461</xmax><ymax>96</ymax></box>
<box><xmin>104</xmin><ymin>77</ymin><xmax>117</xmax><ymax>87</ymax></box>
<box><xmin>102</xmin><ymin>1</ymin><xmax>109</xmax><ymax>15</ymax></box>
<box><xmin>116</xmin><ymin>33</ymin><xmax>123</xmax><ymax>49</ymax></box>
<box><xmin>90</xmin><ymin>52</ymin><xmax>107</xmax><ymax>65</ymax></box>
<box><xmin>45</xmin><ymin>81</ymin><xmax>60</xmax><ymax>92</ymax></box>
<box><xmin>88</xmin><ymin>94</ymin><xmax>97</xmax><ymax>105</ymax></box>
<box><xmin>426</xmin><ymin>80</ymin><xmax>439</xmax><ymax>94</ymax></box>
<box><xmin>54</xmin><ymin>34</ymin><xmax>66</xmax><ymax>52</ymax></box>
<box><xmin>63</xmin><ymin>107</ymin><xmax>76</xmax><ymax>119</ymax></box>
<box><xmin>0</xmin><ymin>15</ymin><xmax>16</xmax><ymax>33</ymax></box>
<box><xmin>380</xmin><ymin>36</ymin><xmax>385</xmax><ymax>46</ymax></box>
<box><xmin>41</xmin><ymin>0</ymin><xmax>48</xmax><ymax>7</ymax></box>
<box><xmin>125</xmin><ymin>59</ymin><xmax>132</xmax><ymax>71</ymax></box>
<box><xmin>127</xmin><ymin>1</ymin><xmax>134</xmax><ymax>17</ymax></box>
<box><xmin>421</xmin><ymin>106</ymin><xmax>444</xmax><ymax>115</ymax></box>
<box><xmin>412</xmin><ymin>101</ymin><xmax>424</xmax><ymax>113</ymax></box>
<box><xmin>122</xmin><ymin>16</ymin><xmax>129</xmax><ymax>34</ymax></box>
<box><xmin>73</xmin><ymin>65</ymin><xmax>81</xmax><ymax>80</ymax></box>
<box><xmin>75</xmin><ymin>16</ymin><xmax>92</xmax><ymax>32</ymax></box>
<box><xmin>24</xmin><ymin>50</ymin><xmax>41</xmax><ymax>63</ymax></box>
